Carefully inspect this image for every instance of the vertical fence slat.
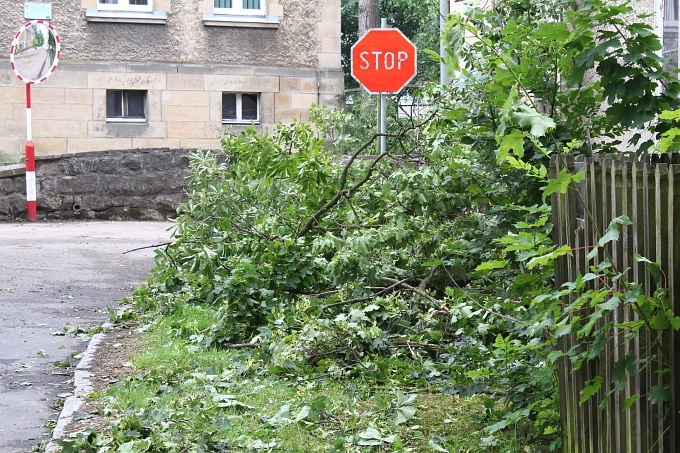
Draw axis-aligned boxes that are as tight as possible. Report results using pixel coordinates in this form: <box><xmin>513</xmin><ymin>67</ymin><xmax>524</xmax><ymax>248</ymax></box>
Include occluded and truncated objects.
<box><xmin>670</xmin><ymin>163</ymin><xmax>680</xmax><ymax>453</ymax></box>
<box><xmin>631</xmin><ymin>160</ymin><xmax>643</xmax><ymax>453</ymax></box>
<box><xmin>552</xmin><ymin>155</ymin><xmax>577</xmax><ymax>452</ymax></box>
<box><xmin>619</xmin><ymin>156</ymin><xmax>633</xmax><ymax>453</ymax></box>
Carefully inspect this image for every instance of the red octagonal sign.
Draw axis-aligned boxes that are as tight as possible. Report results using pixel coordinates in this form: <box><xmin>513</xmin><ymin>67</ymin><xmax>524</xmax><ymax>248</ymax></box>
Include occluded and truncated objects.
<box><xmin>351</xmin><ymin>28</ymin><xmax>417</xmax><ymax>94</ymax></box>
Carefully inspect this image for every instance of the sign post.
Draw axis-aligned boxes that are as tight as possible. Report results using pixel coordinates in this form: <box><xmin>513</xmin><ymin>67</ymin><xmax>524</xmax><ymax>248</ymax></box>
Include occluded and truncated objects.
<box><xmin>379</xmin><ymin>18</ymin><xmax>387</xmax><ymax>154</ymax></box>
<box><xmin>9</xmin><ymin>20</ymin><xmax>60</xmax><ymax>221</ymax></box>
<box><xmin>351</xmin><ymin>26</ymin><xmax>417</xmax><ymax>154</ymax></box>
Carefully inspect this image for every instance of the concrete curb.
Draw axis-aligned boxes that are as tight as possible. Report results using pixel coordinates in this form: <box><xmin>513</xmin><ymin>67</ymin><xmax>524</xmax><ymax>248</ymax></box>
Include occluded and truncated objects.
<box><xmin>0</xmin><ymin>163</ymin><xmax>25</xmax><ymax>178</ymax></box>
<box><xmin>44</xmin><ymin>325</ymin><xmax>111</xmax><ymax>453</ymax></box>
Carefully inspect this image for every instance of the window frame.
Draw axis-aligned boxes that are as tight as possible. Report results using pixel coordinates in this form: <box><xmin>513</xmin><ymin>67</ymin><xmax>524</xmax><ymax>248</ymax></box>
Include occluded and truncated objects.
<box><xmin>222</xmin><ymin>92</ymin><xmax>260</xmax><ymax>125</ymax></box>
<box><xmin>214</xmin><ymin>0</ymin><xmax>265</xmax><ymax>16</ymax></box>
<box><xmin>106</xmin><ymin>89</ymin><xmax>148</xmax><ymax>124</ymax></box>
<box><xmin>97</xmin><ymin>0</ymin><xmax>153</xmax><ymax>13</ymax></box>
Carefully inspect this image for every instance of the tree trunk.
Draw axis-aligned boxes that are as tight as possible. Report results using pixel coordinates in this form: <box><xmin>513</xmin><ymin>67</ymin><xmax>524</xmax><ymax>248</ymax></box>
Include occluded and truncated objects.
<box><xmin>358</xmin><ymin>0</ymin><xmax>380</xmax><ymax>37</ymax></box>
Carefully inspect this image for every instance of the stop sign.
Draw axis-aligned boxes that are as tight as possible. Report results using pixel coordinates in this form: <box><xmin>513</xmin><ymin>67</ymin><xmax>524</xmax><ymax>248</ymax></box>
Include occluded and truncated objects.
<box><xmin>351</xmin><ymin>28</ymin><xmax>417</xmax><ymax>94</ymax></box>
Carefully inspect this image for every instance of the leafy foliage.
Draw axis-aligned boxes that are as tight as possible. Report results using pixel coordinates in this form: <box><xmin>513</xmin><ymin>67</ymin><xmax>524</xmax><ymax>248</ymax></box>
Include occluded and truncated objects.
<box><xmin>62</xmin><ymin>1</ymin><xmax>680</xmax><ymax>451</ymax></box>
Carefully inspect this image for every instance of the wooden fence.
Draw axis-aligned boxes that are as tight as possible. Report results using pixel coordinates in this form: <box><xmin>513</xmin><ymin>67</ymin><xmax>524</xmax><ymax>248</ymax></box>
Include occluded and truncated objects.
<box><xmin>550</xmin><ymin>153</ymin><xmax>680</xmax><ymax>452</ymax></box>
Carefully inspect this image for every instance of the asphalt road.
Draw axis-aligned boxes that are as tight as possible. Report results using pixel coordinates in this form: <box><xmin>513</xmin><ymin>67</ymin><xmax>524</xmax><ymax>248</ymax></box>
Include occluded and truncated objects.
<box><xmin>0</xmin><ymin>221</ymin><xmax>172</xmax><ymax>452</ymax></box>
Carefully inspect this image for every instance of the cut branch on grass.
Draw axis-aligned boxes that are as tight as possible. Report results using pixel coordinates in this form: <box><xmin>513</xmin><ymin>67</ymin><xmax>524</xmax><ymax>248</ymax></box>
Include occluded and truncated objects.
<box><xmin>382</xmin><ymin>277</ymin><xmax>442</xmax><ymax>306</ymax></box>
<box><xmin>443</xmin><ymin>266</ymin><xmax>522</xmax><ymax>324</ymax></box>
<box><xmin>220</xmin><ymin>343</ymin><xmax>261</xmax><ymax>349</ymax></box>
<box><xmin>320</xmin><ymin>276</ymin><xmax>419</xmax><ymax>312</ymax></box>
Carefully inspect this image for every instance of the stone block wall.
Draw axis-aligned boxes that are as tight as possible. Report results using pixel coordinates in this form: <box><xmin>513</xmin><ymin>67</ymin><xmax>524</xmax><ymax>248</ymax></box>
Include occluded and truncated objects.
<box><xmin>0</xmin><ymin>149</ymin><xmax>189</xmax><ymax>221</ymax></box>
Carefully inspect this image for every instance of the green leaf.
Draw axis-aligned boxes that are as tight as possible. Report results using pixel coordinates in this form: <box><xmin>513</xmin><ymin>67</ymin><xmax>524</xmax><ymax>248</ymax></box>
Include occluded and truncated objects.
<box><xmin>611</xmin><ymin>354</ymin><xmax>636</xmax><ymax>385</ymax></box>
<box><xmin>358</xmin><ymin>427</ymin><xmax>385</xmax><ymax>446</ymax></box>
<box><xmin>580</xmin><ymin>377</ymin><xmax>603</xmax><ymax>404</ymax></box>
<box><xmin>599</xmin><ymin>295</ymin><xmax>620</xmax><ymax>311</ymax></box>
<box><xmin>310</xmin><ymin>395</ymin><xmax>327</xmax><ymax>412</ymax></box>
<box><xmin>118</xmin><ymin>442</ymin><xmax>135</xmax><ymax>453</ymax></box>
<box><xmin>486</xmin><ymin>418</ymin><xmax>507</xmax><ymax>433</ymax></box>
<box><xmin>271</xmin><ymin>404</ymin><xmax>291</xmax><ymax>422</ymax></box>
<box><xmin>71</xmin><ymin>410</ymin><xmax>93</xmax><ymax>421</ymax></box>
<box><xmin>526</xmin><ymin>245</ymin><xmax>573</xmax><ymax>270</ymax></box>
<box><xmin>475</xmin><ymin>260</ymin><xmax>508</xmax><ymax>272</ymax></box>
<box><xmin>214</xmin><ymin>394</ymin><xmax>254</xmax><ymax>410</ymax></box>
<box><xmin>659</xmin><ymin>109</ymin><xmax>680</xmax><ymax>120</ymax></box>
<box><xmin>586</xmin><ymin>245</ymin><xmax>599</xmax><ymax>261</ymax></box>
<box><xmin>531</xmin><ymin>22</ymin><xmax>570</xmax><ymax>42</ymax></box>
<box><xmin>511</xmin><ymin>104</ymin><xmax>556</xmax><ymax>137</ymax></box>
<box><xmin>428</xmin><ymin>437</ymin><xmax>450</xmax><ymax>452</ymax></box>
<box><xmin>394</xmin><ymin>405</ymin><xmax>417</xmax><ymax>425</ymax></box>
<box><xmin>497</xmin><ymin>129</ymin><xmax>527</xmax><ymax>160</ymax></box>
<box><xmin>598</xmin><ymin>216</ymin><xmax>632</xmax><ymax>246</ymax></box>
<box><xmin>623</xmin><ymin>395</ymin><xmax>639</xmax><ymax>410</ymax></box>
<box><xmin>422</xmin><ymin>48</ymin><xmax>443</xmax><ymax>62</ymax></box>
<box><xmin>648</xmin><ymin>385</ymin><xmax>670</xmax><ymax>404</ymax></box>
<box><xmin>294</xmin><ymin>405</ymin><xmax>310</xmax><ymax>422</ymax></box>
<box><xmin>543</xmin><ymin>169</ymin><xmax>585</xmax><ymax>202</ymax></box>
<box><xmin>667</xmin><ymin>310</ymin><xmax>680</xmax><ymax>330</ymax></box>
<box><xmin>649</xmin><ymin>314</ymin><xmax>669</xmax><ymax>330</ymax></box>
<box><xmin>554</xmin><ymin>324</ymin><xmax>572</xmax><ymax>338</ymax></box>
<box><xmin>635</xmin><ymin>255</ymin><xmax>664</xmax><ymax>285</ymax></box>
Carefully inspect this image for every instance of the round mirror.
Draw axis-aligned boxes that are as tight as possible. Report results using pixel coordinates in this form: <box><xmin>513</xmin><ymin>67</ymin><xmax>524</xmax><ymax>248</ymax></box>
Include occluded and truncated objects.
<box><xmin>10</xmin><ymin>21</ymin><xmax>60</xmax><ymax>84</ymax></box>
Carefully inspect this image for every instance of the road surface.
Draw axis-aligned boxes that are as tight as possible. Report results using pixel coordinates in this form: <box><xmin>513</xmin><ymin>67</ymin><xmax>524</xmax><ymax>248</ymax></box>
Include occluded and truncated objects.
<box><xmin>0</xmin><ymin>221</ymin><xmax>171</xmax><ymax>452</ymax></box>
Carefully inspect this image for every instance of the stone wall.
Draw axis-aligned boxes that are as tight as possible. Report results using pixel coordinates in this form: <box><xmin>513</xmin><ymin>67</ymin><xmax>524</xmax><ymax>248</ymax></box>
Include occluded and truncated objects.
<box><xmin>0</xmin><ymin>149</ymin><xmax>188</xmax><ymax>221</ymax></box>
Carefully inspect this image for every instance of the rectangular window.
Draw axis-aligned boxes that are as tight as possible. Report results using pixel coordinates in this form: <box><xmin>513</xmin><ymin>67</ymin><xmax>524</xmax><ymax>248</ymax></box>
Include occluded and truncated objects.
<box><xmin>222</xmin><ymin>93</ymin><xmax>260</xmax><ymax>124</ymax></box>
<box><xmin>214</xmin><ymin>0</ymin><xmax>264</xmax><ymax>15</ymax></box>
<box><xmin>107</xmin><ymin>90</ymin><xmax>147</xmax><ymax>122</ymax></box>
<box><xmin>98</xmin><ymin>0</ymin><xmax>153</xmax><ymax>12</ymax></box>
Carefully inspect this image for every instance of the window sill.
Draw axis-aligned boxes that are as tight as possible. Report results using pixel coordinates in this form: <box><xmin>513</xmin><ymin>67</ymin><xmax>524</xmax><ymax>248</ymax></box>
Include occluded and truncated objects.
<box><xmin>107</xmin><ymin>118</ymin><xmax>148</xmax><ymax>124</ymax></box>
<box><xmin>223</xmin><ymin>120</ymin><xmax>260</xmax><ymax>125</ymax></box>
<box><xmin>203</xmin><ymin>13</ymin><xmax>279</xmax><ymax>29</ymax></box>
<box><xmin>86</xmin><ymin>9</ymin><xmax>167</xmax><ymax>25</ymax></box>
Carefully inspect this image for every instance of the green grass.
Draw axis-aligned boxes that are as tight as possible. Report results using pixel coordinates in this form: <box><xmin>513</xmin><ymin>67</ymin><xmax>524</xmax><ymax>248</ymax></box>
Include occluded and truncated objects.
<box><xmin>59</xmin><ymin>301</ymin><xmax>551</xmax><ymax>452</ymax></box>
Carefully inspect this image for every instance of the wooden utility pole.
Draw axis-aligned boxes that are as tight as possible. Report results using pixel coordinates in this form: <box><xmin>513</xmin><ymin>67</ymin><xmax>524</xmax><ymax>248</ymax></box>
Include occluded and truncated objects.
<box><xmin>358</xmin><ymin>0</ymin><xmax>379</xmax><ymax>36</ymax></box>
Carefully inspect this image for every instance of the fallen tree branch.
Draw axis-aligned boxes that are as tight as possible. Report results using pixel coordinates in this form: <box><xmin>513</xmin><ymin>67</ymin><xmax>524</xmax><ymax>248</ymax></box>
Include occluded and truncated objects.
<box><xmin>381</xmin><ymin>277</ymin><xmax>442</xmax><ymax>306</ymax></box>
<box><xmin>220</xmin><ymin>343</ymin><xmax>260</xmax><ymax>349</ymax></box>
<box><xmin>123</xmin><ymin>242</ymin><xmax>172</xmax><ymax>254</ymax></box>
<box><xmin>442</xmin><ymin>266</ymin><xmax>522</xmax><ymax>323</ymax></box>
<box><xmin>320</xmin><ymin>276</ymin><xmax>419</xmax><ymax>312</ymax></box>
<box><xmin>296</xmin><ymin>111</ymin><xmax>438</xmax><ymax>240</ymax></box>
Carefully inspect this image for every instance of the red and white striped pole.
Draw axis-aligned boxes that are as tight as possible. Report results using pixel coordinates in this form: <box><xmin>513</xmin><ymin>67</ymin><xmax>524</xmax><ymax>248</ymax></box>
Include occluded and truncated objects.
<box><xmin>10</xmin><ymin>20</ymin><xmax>61</xmax><ymax>222</ymax></box>
<box><xmin>25</xmin><ymin>82</ymin><xmax>36</xmax><ymax>221</ymax></box>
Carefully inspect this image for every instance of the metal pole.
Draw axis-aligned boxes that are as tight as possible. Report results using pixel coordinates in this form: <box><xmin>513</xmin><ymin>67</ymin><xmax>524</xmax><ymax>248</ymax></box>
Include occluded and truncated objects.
<box><xmin>25</xmin><ymin>83</ymin><xmax>36</xmax><ymax>221</ymax></box>
<box><xmin>440</xmin><ymin>0</ymin><xmax>451</xmax><ymax>87</ymax></box>
<box><xmin>380</xmin><ymin>17</ymin><xmax>387</xmax><ymax>155</ymax></box>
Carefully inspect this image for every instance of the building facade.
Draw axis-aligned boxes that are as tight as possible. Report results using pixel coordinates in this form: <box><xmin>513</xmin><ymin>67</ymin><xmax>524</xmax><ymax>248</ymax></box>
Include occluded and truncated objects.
<box><xmin>0</xmin><ymin>0</ymin><xmax>343</xmax><ymax>164</ymax></box>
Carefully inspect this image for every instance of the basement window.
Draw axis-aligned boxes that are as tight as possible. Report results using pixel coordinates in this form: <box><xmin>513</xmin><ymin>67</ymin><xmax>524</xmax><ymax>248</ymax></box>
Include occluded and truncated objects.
<box><xmin>106</xmin><ymin>90</ymin><xmax>147</xmax><ymax>123</ymax></box>
<box><xmin>222</xmin><ymin>93</ymin><xmax>259</xmax><ymax>124</ymax></box>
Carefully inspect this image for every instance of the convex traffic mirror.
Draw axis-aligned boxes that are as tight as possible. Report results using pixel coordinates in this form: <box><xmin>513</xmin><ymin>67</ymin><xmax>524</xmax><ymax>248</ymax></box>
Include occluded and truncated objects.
<box><xmin>10</xmin><ymin>21</ymin><xmax>60</xmax><ymax>83</ymax></box>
